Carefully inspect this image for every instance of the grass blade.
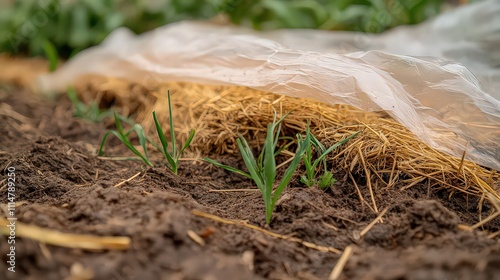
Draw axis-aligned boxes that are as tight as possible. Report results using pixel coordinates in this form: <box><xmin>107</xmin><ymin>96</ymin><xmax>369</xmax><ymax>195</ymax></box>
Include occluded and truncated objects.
<box><xmin>312</xmin><ymin>131</ymin><xmax>360</xmax><ymax>169</ymax></box>
<box><xmin>179</xmin><ymin>129</ymin><xmax>196</xmax><ymax>155</ymax></box>
<box><xmin>237</xmin><ymin>137</ymin><xmax>265</xmax><ymax>192</ymax></box>
<box><xmin>300</xmin><ymin>175</ymin><xmax>313</xmax><ymax>187</ymax></box>
<box><xmin>262</xmin><ymin>124</ymin><xmax>278</xmax><ymax>224</ymax></box>
<box><xmin>110</xmin><ymin>131</ymin><xmax>149</xmax><ymax>165</ymax></box>
<box><xmin>153</xmin><ymin>111</ymin><xmax>169</xmax><ymax>156</ymax></box>
<box><xmin>98</xmin><ymin>130</ymin><xmax>153</xmax><ymax>166</ymax></box>
<box><xmin>203</xmin><ymin>158</ymin><xmax>252</xmax><ymax>180</ymax></box>
<box><xmin>130</xmin><ymin>124</ymin><xmax>150</xmax><ymax>163</ymax></box>
<box><xmin>303</xmin><ymin>134</ymin><xmax>315</xmax><ymax>181</ymax></box>
<box><xmin>153</xmin><ymin>110</ymin><xmax>177</xmax><ymax>172</ymax></box>
<box><xmin>164</xmin><ymin>152</ymin><xmax>178</xmax><ymax>173</ymax></box>
<box><xmin>271</xmin><ymin>111</ymin><xmax>290</xmax><ymax>147</ymax></box>
<box><xmin>311</xmin><ymin>133</ymin><xmax>326</xmax><ymax>153</ymax></box>
<box><xmin>98</xmin><ymin>131</ymin><xmax>115</xmax><ymax>156</ymax></box>
<box><xmin>274</xmin><ymin>111</ymin><xmax>291</xmax><ymax>127</ymax></box>
<box><xmin>273</xmin><ymin>131</ymin><xmax>310</xmax><ymax>205</ymax></box>
<box><xmin>310</xmin><ymin>131</ymin><xmax>328</xmax><ymax>171</ymax></box>
<box><xmin>273</xmin><ymin>122</ymin><xmax>282</xmax><ymax>149</ymax></box>
<box><xmin>42</xmin><ymin>40</ymin><xmax>59</xmax><ymax>72</ymax></box>
<box><xmin>263</xmin><ymin>124</ymin><xmax>277</xmax><ymax>196</ymax></box>
<box><xmin>114</xmin><ymin>113</ymin><xmax>127</xmax><ymax>135</ymax></box>
<box><xmin>238</xmin><ymin>135</ymin><xmax>262</xmax><ymax>177</ymax></box>
<box><xmin>167</xmin><ymin>90</ymin><xmax>176</xmax><ymax>158</ymax></box>
<box><xmin>274</xmin><ymin>141</ymin><xmax>294</xmax><ymax>157</ymax></box>
<box><xmin>99</xmin><ymin>114</ymin><xmax>153</xmax><ymax>166</ymax></box>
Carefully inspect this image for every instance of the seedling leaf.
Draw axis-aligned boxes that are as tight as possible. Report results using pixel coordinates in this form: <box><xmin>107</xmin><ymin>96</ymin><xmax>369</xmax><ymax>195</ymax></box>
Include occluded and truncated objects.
<box><xmin>202</xmin><ymin>158</ymin><xmax>253</xmax><ymax>180</ymax></box>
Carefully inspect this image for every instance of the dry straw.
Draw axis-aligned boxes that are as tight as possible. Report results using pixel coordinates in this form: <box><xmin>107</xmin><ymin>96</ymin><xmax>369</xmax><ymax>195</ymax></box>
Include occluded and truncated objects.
<box><xmin>0</xmin><ymin>217</ymin><xmax>130</xmax><ymax>250</ymax></box>
<box><xmin>0</xmin><ymin>55</ymin><xmax>497</xmax><ymax>218</ymax></box>
<box><xmin>73</xmin><ymin>75</ymin><xmax>500</xmax><ymax>214</ymax></box>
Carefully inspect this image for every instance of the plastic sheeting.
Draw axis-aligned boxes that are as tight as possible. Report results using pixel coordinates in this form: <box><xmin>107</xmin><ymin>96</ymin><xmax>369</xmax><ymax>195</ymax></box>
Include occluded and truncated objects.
<box><xmin>39</xmin><ymin>1</ymin><xmax>500</xmax><ymax>170</ymax></box>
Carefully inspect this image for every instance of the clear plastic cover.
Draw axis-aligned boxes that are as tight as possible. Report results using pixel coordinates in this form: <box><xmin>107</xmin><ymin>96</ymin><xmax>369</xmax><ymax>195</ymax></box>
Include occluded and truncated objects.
<box><xmin>39</xmin><ymin>1</ymin><xmax>500</xmax><ymax>170</ymax></box>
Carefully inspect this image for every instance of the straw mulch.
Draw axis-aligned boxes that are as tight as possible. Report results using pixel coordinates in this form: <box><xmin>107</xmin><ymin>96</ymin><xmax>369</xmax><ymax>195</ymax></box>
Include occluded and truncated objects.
<box><xmin>72</xmin><ymin>75</ymin><xmax>500</xmax><ymax>215</ymax></box>
<box><xmin>0</xmin><ymin>55</ymin><xmax>498</xmax><ymax>216</ymax></box>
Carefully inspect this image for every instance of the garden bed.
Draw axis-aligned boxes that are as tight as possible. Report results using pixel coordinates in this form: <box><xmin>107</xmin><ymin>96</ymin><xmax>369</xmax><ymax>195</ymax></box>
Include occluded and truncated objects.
<box><xmin>1</xmin><ymin>87</ymin><xmax>499</xmax><ymax>280</ymax></box>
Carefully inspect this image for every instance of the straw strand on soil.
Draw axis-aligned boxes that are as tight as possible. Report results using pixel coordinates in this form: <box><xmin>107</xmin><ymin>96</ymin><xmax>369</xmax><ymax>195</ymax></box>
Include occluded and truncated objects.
<box><xmin>191</xmin><ymin>209</ymin><xmax>341</xmax><ymax>254</ymax></box>
<box><xmin>329</xmin><ymin>245</ymin><xmax>354</xmax><ymax>280</ymax></box>
<box><xmin>359</xmin><ymin>207</ymin><xmax>389</xmax><ymax>238</ymax></box>
<box><xmin>113</xmin><ymin>172</ymin><xmax>142</xmax><ymax>188</ymax></box>
<box><xmin>0</xmin><ymin>217</ymin><xmax>130</xmax><ymax>250</ymax></box>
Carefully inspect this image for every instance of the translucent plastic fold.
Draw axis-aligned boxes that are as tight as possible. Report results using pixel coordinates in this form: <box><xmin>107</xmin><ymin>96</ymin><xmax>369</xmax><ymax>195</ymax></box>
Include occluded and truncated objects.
<box><xmin>39</xmin><ymin>3</ymin><xmax>500</xmax><ymax>170</ymax></box>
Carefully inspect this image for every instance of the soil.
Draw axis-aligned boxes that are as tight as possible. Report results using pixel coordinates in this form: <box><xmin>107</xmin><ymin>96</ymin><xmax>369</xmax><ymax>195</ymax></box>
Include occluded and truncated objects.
<box><xmin>1</xmin><ymin>88</ymin><xmax>499</xmax><ymax>280</ymax></box>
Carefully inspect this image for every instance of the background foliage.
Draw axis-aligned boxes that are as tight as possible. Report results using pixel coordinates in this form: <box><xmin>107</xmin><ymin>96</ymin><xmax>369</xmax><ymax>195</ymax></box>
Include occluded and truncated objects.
<box><xmin>0</xmin><ymin>0</ymin><xmax>444</xmax><ymax>58</ymax></box>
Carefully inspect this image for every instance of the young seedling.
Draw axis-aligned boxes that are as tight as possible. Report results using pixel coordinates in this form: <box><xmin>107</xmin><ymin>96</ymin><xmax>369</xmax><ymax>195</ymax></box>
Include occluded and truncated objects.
<box><xmin>204</xmin><ymin>112</ymin><xmax>310</xmax><ymax>224</ymax></box>
<box><xmin>152</xmin><ymin>90</ymin><xmax>195</xmax><ymax>174</ymax></box>
<box><xmin>98</xmin><ymin>113</ymin><xmax>153</xmax><ymax>166</ymax></box>
<box><xmin>67</xmin><ymin>87</ymin><xmax>117</xmax><ymax>123</ymax></box>
<box><xmin>98</xmin><ymin>90</ymin><xmax>195</xmax><ymax>175</ymax></box>
<box><xmin>300</xmin><ymin>129</ymin><xmax>359</xmax><ymax>189</ymax></box>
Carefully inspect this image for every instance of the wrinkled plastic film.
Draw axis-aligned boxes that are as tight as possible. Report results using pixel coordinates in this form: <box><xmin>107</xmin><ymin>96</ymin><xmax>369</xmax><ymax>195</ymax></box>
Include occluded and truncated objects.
<box><xmin>39</xmin><ymin>5</ymin><xmax>500</xmax><ymax>170</ymax></box>
<box><xmin>264</xmin><ymin>0</ymin><xmax>500</xmax><ymax>98</ymax></box>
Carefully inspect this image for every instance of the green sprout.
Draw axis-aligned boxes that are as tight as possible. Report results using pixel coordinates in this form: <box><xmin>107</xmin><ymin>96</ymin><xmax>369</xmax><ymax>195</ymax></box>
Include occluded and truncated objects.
<box><xmin>204</xmin><ymin>112</ymin><xmax>310</xmax><ymax>224</ymax></box>
<box><xmin>98</xmin><ymin>90</ymin><xmax>195</xmax><ymax>175</ymax></box>
<box><xmin>67</xmin><ymin>86</ymin><xmax>116</xmax><ymax>123</ymax></box>
<box><xmin>42</xmin><ymin>40</ymin><xmax>59</xmax><ymax>72</ymax></box>
<box><xmin>98</xmin><ymin>113</ymin><xmax>153</xmax><ymax>166</ymax></box>
<box><xmin>152</xmin><ymin>90</ymin><xmax>196</xmax><ymax>174</ymax></box>
<box><xmin>300</xmin><ymin>129</ymin><xmax>359</xmax><ymax>189</ymax></box>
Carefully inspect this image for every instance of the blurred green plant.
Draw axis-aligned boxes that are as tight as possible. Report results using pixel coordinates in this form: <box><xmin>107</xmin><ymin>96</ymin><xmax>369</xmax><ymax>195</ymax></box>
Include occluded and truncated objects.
<box><xmin>0</xmin><ymin>0</ymin><xmax>443</xmax><ymax>58</ymax></box>
<box><xmin>0</xmin><ymin>0</ymin><xmax>211</xmax><ymax>57</ymax></box>
<box><xmin>41</xmin><ymin>40</ymin><xmax>58</xmax><ymax>72</ymax></box>
<box><xmin>67</xmin><ymin>86</ymin><xmax>116</xmax><ymax>123</ymax></box>
<box><xmin>224</xmin><ymin>0</ymin><xmax>443</xmax><ymax>32</ymax></box>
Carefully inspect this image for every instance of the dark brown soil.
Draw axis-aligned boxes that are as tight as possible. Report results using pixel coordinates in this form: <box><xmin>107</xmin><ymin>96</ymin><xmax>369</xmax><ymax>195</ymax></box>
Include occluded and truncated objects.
<box><xmin>1</xmin><ymin>88</ymin><xmax>499</xmax><ymax>280</ymax></box>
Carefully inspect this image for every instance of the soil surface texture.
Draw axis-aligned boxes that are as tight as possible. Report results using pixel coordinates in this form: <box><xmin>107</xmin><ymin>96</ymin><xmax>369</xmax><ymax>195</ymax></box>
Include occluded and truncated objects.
<box><xmin>1</xmin><ymin>88</ymin><xmax>499</xmax><ymax>280</ymax></box>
